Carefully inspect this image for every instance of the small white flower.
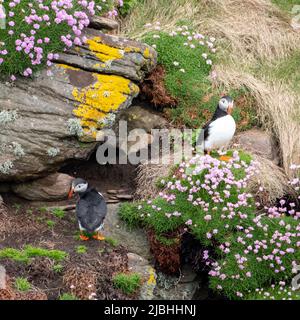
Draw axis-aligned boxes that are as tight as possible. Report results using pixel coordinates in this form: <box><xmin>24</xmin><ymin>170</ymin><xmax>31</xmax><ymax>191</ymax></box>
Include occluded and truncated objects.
<box><xmin>152</xmin><ymin>44</ymin><xmax>157</xmax><ymax>48</ymax></box>
<box><xmin>190</xmin><ymin>44</ymin><xmax>195</xmax><ymax>49</ymax></box>
<box><xmin>153</xmin><ymin>34</ymin><xmax>160</xmax><ymax>39</ymax></box>
<box><xmin>202</xmin><ymin>53</ymin><xmax>208</xmax><ymax>59</ymax></box>
<box><xmin>183</xmin><ymin>42</ymin><xmax>188</xmax><ymax>46</ymax></box>
<box><xmin>179</xmin><ymin>68</ymin><xmax>185</xmax><ymax>73</ymax></box>
<box><xmin>173</xmin><ymin>61</ymin><xmax>179</xmax><ymax>66</ymax></box>
<box><xmin>210</xmin><ymin>37</ymin><xmax>216</xmax><ymax>42</ymax></box>
<box><xmin>199</xmin><ymin>41</ymin><xmax>204</xmax><ymax>46</ymax></box>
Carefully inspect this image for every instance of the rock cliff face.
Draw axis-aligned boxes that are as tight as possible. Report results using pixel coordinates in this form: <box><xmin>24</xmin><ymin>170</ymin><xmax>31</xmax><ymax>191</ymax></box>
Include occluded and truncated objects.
<box><xmin>0</xmin><ymin>27</ymin><xmax>157</xmax><ymax>182</ymax></box>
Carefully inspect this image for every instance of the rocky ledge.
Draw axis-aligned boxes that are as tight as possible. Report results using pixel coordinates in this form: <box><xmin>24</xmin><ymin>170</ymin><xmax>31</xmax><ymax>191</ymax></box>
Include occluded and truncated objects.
<box><xmin>0</xmin><ymin>26</ymin><xmax>157</xmax><ymax>182</ymax></box>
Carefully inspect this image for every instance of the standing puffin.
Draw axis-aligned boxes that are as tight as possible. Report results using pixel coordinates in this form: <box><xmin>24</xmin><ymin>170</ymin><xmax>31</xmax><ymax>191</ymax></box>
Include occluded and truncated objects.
<box><xmin>68</xmin><ymin>178</ymin><xmax>107</xmax><ymax>241</ymax></box>
<box><xmin>198</xmin><ymin>96</ymin><xmax>236</xmax><ymax>159</ymax></box>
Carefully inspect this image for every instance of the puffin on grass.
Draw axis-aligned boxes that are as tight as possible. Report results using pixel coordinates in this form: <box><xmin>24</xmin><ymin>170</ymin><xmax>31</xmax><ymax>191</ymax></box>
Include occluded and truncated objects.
<box><xmin>68</xmin><ymin>178</ymin><xmax>107</xmax><ymax>241</ymax></box>
<box><xmin>198</xmin><ymin>96</ymin><xmax>236</xmax><ymax>161</ymax></box>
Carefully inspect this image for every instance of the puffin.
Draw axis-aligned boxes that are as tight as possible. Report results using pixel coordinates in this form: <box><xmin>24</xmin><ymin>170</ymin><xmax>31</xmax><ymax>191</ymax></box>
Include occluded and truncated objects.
<box><xmin>68</xmin><ymin>178</ymin><xmax>107</xmax><ymax>241</ymax></box>
<box><xmin>197</xmin><ymin>96</ymin><xmax>236</xmax><ymax>160</ymax></box>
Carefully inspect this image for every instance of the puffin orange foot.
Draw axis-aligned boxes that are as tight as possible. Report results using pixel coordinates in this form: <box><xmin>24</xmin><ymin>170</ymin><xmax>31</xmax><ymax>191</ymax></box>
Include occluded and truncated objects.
<box><xmin>219</xmin><ymin>155</ymin><xmax>232</xmax><ymax>162</ymax></box>
<box><xmin>80</xmin><ymin>234</ymin><xmax>90</xmax><ymax>241</ymax></box>
<box><xmin>92</xmin><ymin>233</ymin><xmax>105</xmax><ymax>241</ymax></box>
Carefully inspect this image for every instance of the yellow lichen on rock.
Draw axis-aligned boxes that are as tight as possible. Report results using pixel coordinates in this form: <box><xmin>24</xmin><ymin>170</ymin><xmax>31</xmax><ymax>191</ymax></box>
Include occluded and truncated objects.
<box><xmin>86</xmin><ymin>37</ymin><xmax>124</xmax><ymax>62</ymax></box>
<box><xmin>58</xmin><ymin>63</ymin><xmax>139</xmax><ymax>140</ymax></box>
<box><xmin>143</xmin><ymin>48</ymin><xmax>151</xmax><ymax>59</ymax></box>
<box><xmin>72</xmin><ymin>73</ymin><xmax>138</xmax><ymax>114</ymax></box>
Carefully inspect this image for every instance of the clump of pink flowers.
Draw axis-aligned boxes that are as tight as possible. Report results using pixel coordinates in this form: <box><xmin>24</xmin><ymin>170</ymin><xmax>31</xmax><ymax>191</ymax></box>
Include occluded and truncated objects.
<box><xmin>0</xmin><ymin>0</ymin><xmax>122</xmax><ymax>79</ymax></box>
<box><xmin>127</xmin><ymin>152</ymin><xmax>300</xmax><ymax>300</ymax></box>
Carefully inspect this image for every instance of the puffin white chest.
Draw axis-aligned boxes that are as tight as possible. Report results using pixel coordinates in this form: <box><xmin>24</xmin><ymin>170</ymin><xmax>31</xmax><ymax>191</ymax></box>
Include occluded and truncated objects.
<box><xmin>205</xmin><ymin>115</ymin><xmax>236</xmax><ymax>150</ymax></box>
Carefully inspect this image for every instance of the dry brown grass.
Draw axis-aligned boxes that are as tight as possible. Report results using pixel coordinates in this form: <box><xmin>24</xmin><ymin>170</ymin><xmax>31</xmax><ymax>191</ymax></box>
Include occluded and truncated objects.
<box><xmin>248</xmin><ymin>155</ymin><xmax>293</xmax><ymax>205</ymax></box>
<box><xmin>203</xmin><ymin>0</ymin><xmax>300</xmax><ymax>65</ymax></box>
<box><xmin>121</xmin><ymin>0</ymin><xmax>205</xmax><ymax>39</ymax></box>
<box><xmin>134</xmin><ymin>161</ymin><xmax>172</xmax><ymax>200</ymax></box>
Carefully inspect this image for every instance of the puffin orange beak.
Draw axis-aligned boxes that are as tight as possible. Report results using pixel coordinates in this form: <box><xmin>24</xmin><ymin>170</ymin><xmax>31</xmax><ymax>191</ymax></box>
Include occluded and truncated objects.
<box><xmin>227</xmin><ymin>104</ymin><xmax>233</xmax><ymax>115</ymax></box>
<box><xmin>68</xmin><ymin>187</ymin><xmax>74</xmax><ymax>199</ymax></box>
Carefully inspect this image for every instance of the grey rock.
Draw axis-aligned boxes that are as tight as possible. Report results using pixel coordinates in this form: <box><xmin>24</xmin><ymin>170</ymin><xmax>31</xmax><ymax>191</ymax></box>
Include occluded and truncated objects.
<box><xmin>232</xmin><ymin>129</ymin><xmax>279</xmax><ymax>164</ymax></box>
<box><xmin>127</xmin><ymin>252</ymin><xmax>157</xmax><ymax>300</ymax></box>
<box><xmin>117</xmin><ymin>105</ymin><xmax>168</xmax><ymax>133</ymax></box>
<box><xmin>103</xmin><ymin>204</ymin><xmax>151</xmax><ymax>260</ymax></box>
<box><xmin>0</xmin><ymin>30</ymin><xmax>157</xmax><ymax>182</ymax></box>
<box><xmin>154</xmin><ymin>272</ymin><xmax>199</xmax><ymax>300</ymax></box>
<box><xmin>180</xmin><ymin>264</ymin><xmax>198</xmax><ymax>284</ymax></box>
<box><xmin>57</xmin><ymin>29</ymin><xmax>157</xmax><ymax>82</ymax></box>
<box><xmin>89</xmin><ymin>16</ymin><xmax>119</xmax><ymax>31</ymax></box>
<box><xmin>12</xmin><ymin>173</ymin><xmax>74</xmax><ymax>201</ymax></box>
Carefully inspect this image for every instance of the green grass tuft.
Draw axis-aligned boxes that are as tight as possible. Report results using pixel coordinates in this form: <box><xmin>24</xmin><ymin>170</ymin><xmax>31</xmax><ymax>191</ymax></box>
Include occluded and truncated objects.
<box><xmin>75</xmin><ymin>245</ymin><xmax>87</xmax><ymax>254</ymax></box>
<box><xmin>0</xmin><ymin>246</ymin><xmax>68</xmax><ymax>263</ymax></box>
<box><xmin>14</xmin><ymin>277</ymin><xmax>31</xmax><ymax>292</ymax></box>
<box><xmin>59</xmin><ymin>293</ymin><xmax>79</xmax><ymax>300</ymax></box>
<box><xmin>105</xmin><ymin>237</ymin><xmax>119</xmax><ymax>247</ymax></box>
<box><xmin>46</xmin><ymin>220</ymin><xmax>56</xmax><ymax>228</ymax></box>
<box><xmin>51</xmin><ymin>208</ymin><xmax>65</xmax><ymax>219</ymax></box>
<box><xmin>113</xmin><ymin>273</ymin><xmax>141</xmax><ymax>295</ymax></box>
<box><xmin>52</xmin><ymin>264</ymin><xmax>64</xmax><ymax>274</ymax></box>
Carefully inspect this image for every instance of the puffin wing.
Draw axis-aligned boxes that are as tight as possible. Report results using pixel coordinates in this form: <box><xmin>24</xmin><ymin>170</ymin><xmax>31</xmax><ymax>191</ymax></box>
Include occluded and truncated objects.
<box><xmin>77</xmin><ymin>190</ymin><xmax>107</xmax><ymax>232</ymax></box>
<box><xmin>196</xmin><ymin>120</ymin><xmax>211</xmax><ymax>150</ymax></box>
<box><xmin>196</xmin><ymin>107</ymin><xmax>228</xmax><ymax>151</ymax></box>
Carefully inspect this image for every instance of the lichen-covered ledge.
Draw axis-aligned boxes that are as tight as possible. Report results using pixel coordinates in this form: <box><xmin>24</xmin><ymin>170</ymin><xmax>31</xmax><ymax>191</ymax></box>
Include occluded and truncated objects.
<box><xmin>55</xmin><ymin>29</ymin><xmax>157</xmax><ymax>82</ymax></box>
<box><xmin>0</xmin><ymin>31</ymin><xmax>157</xmax><ymax>182</ymax></box>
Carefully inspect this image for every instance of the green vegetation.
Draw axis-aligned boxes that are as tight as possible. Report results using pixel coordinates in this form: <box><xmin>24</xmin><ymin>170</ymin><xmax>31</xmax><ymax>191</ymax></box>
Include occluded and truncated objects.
<box><xmin>51</xmin><ymin>208</ymin><xmax>65</xmax><ymax>219</ymax></box>
<box><xmin>59</xmin><ymin>293</ymin><xmax>79</xmax><ymax>300</ymax></box>
<box><xmin>0</xmin><ymin>246</ymin><xmax>68</xmax><ymax>263</ymax></box>
<box><xmin>0</xmin><ymin>0</ymin><xmax>116</xmax><ymax>77</ymax></box>
<box><xmin>113</xmin><ymin>273</ymin><xmax>141</xmax><ymax>295</ymax></box>
<box><xmin>76</xmin><ymin>245</ymin><xmax>87</xmax><ymax>254</ymax></box>
<box><xmin>143</xmin><ymin>31</ymin><xmax>256</xmax><ymax>130</ymax></box>
<box><xmin>14</xmin><ymin>277</ymin><xmax>31</xmax><ymax>292</ymax></box>
<box><xmin>105</xmin><ymin>237</ymin><xmax>119</xmax><ymax>247</ymax></box>
<box><xmin>119</xmin><ymin>0</ymin><xmax>139</xmax><ymax>16</ymax></box>
<box><xmin>119</xmin><ymin>152</ymin><xmax>300</xmax><ymax>300</ymax></box>
<box><xmin>246</xmin><ymin>284</ymin><xmax>300</xmax><ymax>300</ymax></box>
<box><xmin>46</xmin><ymin>220</ymin><xmax>56</xmax><ymax>228</ymax></box>
<box><xmin>272</xmin><ymin>0</ymin><xmax>300</xmax><ymax>12</ymax></box>
<box><xmin>38</xmin><ymin>207</ymin><xmax>48</xmax><ymax>214</ymax></box>
<box><xmin>12</xmin><ymin>203</ymin><xmax>22</xmax><ymax>213</ymax></box>
<box><xmin>53</xmin><ymin>264</ymin><xmax>64</xmax><ymax>274</ymax></box>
